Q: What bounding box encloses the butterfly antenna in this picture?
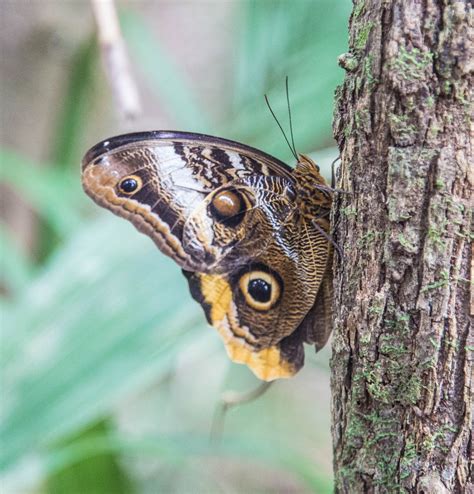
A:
[264,94,298,161]
[285,76,298,158]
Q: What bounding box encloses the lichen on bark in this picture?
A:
[330,1,472,492]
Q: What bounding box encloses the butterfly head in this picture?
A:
[293,155,332,220]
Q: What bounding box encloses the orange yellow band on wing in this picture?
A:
[198,273,296,381]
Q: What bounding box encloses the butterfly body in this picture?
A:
[82,131,333,381]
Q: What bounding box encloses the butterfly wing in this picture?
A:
[82,131,293,272]
[82,132,332,381]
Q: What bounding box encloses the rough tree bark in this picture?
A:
[330,1,472,492]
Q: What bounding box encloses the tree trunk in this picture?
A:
[330,1,472,492]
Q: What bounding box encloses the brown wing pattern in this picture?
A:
[82,132,292,271]
[82,131,332,381]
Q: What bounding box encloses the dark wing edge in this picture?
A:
[82,130,293,179]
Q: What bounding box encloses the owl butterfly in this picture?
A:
[82,131,333,381]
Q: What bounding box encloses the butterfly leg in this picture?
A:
[210,381,273,442]
[311,219,344,261]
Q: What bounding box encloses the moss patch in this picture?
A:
[391,46,433,81]
[340,205,357,218]
[389,113,418,146]
[363,54,378,86]
[421,269,450,292]
[353,0,365,19]
[354,22,374,51]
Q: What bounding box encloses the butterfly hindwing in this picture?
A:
[183,218,331,381]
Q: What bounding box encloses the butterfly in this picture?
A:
[82,131,333,381]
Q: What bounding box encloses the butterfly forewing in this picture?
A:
[82,132,292,269]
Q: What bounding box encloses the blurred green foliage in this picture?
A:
[1,1,350,492]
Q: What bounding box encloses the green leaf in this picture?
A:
[44,432,332,494]
[0,222,34,296]
[1,216,206,477]
[45,421,134,494]
[51,38,99,168]
[0,149,85,236]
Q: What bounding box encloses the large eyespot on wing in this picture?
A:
[209,188,247,227]
[238,270,282,311]
[117,175,143,195]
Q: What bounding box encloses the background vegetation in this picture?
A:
[1,1,351,492]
